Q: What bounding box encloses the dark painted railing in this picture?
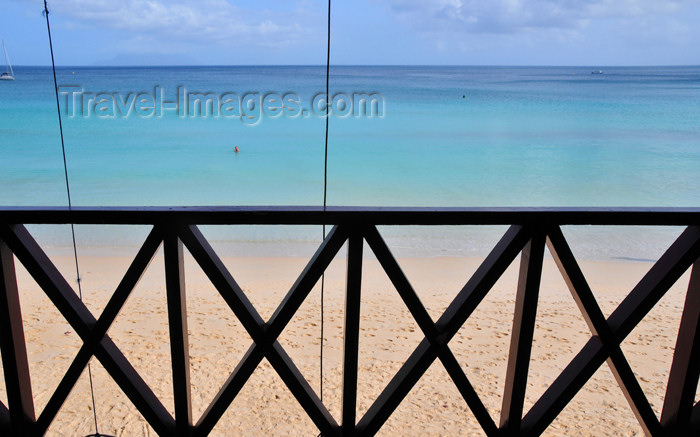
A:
[1,207,699,436]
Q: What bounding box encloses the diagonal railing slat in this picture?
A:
[176,225,269,435]
[363,225,438,338]
[438,347,501,437]
[357,225,531,436]
[35,347,92,435]
[265,225,348,341]
[256,223,347,435]
[546,226,662,436]
[266,342,339,436]
[0,224,95,339]
[522,225,700,436]
[92,226,163,343]
[35,227,162,434]
[180,223,344,435]
[607,226,700,339]
[435,225,531,343]
[193,344,263,436]
[356,338,435,436]
[94,336,176,435]
[0,224,175,435]
[363,224,500,436]
[178,224,266,340]
[2,207,700,436]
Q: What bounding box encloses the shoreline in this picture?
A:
[23,221,687,264]
[5,252,691,436]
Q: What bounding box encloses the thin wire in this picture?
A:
[319,0,332,408]
[43,2,101,435]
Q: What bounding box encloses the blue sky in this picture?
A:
[2,0,700,66]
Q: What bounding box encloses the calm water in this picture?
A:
[1,65,699,257]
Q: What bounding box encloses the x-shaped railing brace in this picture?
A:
[0,224,175,435]
[522,226,700,437]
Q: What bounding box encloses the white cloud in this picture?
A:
[380,0,700,34]
[46,0,321,50]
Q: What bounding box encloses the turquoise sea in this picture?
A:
[1,65,699,258]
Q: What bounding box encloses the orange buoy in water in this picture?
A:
[234,146,239,153]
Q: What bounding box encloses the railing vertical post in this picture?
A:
[660,260,700,435]
[164,229,192,435]
[342,232,363,436]
[501,229,545,435]
[0,238,36,435]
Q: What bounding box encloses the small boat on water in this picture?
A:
[1,39,15,81]
[591,70,603,75]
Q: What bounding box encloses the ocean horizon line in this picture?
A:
[7,63,700,69]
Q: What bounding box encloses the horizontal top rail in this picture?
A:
[1,206,700,226]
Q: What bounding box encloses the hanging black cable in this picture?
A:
[43,2,108,437]
[319,0,332,408]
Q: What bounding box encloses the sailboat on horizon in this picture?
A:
[1,39,15,81]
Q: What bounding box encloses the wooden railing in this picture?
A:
[1,207,699,436]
